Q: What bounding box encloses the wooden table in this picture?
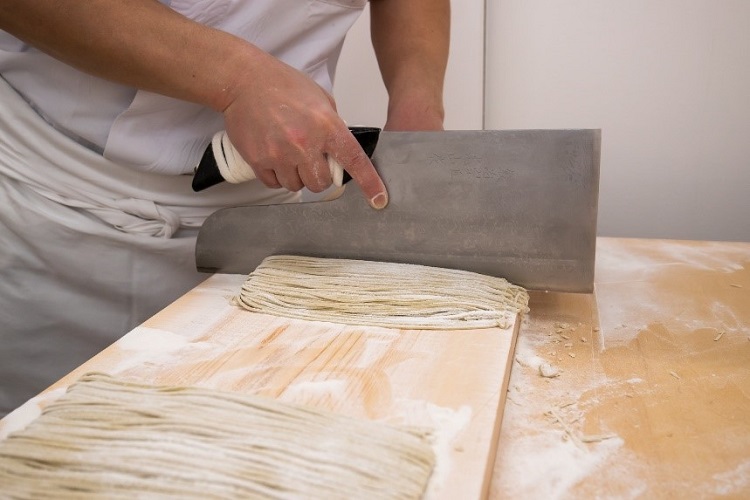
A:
[0,268,522,499]
[490,237,750,498]
[2,237,748,498]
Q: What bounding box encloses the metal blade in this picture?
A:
[196,129,600,292]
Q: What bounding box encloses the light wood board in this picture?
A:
[0,273,521,499]
[490,237,750,498]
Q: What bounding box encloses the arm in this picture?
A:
[0,1,388,207]
[369,0,450,131]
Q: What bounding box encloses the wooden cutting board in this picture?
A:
[0,273,521,499]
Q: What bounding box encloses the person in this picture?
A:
[0,0,449,416]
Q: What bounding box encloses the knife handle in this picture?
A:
[192,127,381,192]
[209,131,343,186]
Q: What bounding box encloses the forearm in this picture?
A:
[0,0,261,113]
[0,1,389,205]
[369,0,450,129]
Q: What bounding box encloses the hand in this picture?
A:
[221,52,388,209]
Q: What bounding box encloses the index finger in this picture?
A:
[326,127,388,210]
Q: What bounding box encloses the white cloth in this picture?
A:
[0,0,366,416]
[0,77,298,238]
[0,0,367,173]
[0,74,298,416]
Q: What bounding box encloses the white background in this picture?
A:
[335,1,750,242]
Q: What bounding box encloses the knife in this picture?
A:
[194,129,601,292]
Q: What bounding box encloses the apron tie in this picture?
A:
[93,198,182,238]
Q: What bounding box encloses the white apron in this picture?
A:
[0,0,366,416]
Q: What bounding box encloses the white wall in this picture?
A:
[334,2,750,242]
[334,3,484,130]
[486,1,750,242]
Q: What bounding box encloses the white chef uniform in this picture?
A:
[0,0,367,416]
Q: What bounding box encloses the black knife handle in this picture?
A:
[191,143,224,192]
[191,126,381,192]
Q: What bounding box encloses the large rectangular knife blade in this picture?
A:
[195,129,600,292]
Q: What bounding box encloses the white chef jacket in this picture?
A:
[0,0,366,173]
[0,0,367,416]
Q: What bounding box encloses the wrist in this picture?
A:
[386,88,445,131]
[203,37,266,114]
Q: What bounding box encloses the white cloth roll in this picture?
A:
[214,130,345,187]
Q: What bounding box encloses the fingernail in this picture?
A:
[370,193,388,210]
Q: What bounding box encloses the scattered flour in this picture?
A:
[117,327,189,352]
[494,334,641,498]
[109,327,211,373]
[711,459,750,496]
[497,432,635,498]
[385,399,472,499]
[0,388,66,440]
[280,379,349,404]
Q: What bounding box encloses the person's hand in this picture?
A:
[221,52,388,209]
